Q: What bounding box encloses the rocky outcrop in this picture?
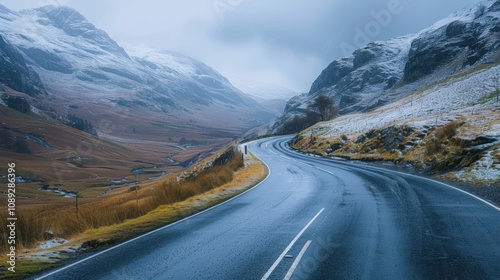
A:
[20,47,73,74]
[2,95,31,113]
[271,38,411,133]
[403,10,500,82]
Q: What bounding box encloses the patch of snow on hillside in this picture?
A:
[39,238,68,249]
[454,150,500,182]
[125,45,197,76]
[308,64,500,138]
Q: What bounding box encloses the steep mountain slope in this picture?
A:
[0,4,272,135]
[0,3,274,189]
[125,46,262,110]
[292,62,499,188]
[0,33,46,96]
[273,0,500,133]
[0,9,46,97]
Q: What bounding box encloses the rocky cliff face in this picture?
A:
[0,34,46,96]
[403,2,500,82]
[272,0,500,133]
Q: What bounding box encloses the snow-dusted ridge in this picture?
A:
[305,64,499,138]
[273,0,500,133]
[125,46,205,77]
[286,0,500,186]
[297,62,499,185]
[0,4,272,129]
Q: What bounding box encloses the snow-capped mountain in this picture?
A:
[0,4,272,134]
[272,0,500,133]
[292,61,500,186]
[124,46,261,108]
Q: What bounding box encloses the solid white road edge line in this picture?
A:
[332,159,500,212]
[261,208,325,280]
[397,171,500,212]
[282,141,500,213]
[36,145,272,280]
[283,240,312,280]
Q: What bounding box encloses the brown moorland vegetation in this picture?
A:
[0,147,270,279]
[0,146,244,252]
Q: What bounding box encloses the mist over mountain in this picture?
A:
[228,76,298,115]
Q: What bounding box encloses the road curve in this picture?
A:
[34,136,500,280]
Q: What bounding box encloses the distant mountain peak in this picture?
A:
[35,5,87,25]
[125,45,229,81]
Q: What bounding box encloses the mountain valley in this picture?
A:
[0,4,275,192]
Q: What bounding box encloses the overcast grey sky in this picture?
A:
[1,0,485,92]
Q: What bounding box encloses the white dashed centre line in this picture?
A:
[261,208,324,280]
[283,240,312,280]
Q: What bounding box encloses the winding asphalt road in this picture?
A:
[35,136,500,280]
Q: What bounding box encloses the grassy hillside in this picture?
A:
[0,142,268,278]
[0,85,239,192]
[291,64,499,202]
[0,86,262,277]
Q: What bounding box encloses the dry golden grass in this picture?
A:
[293,119,466,164]
[76,153,266,242]
[0,152,267,279]
[425,120,463,156]
[293,113,499,181]
[0,149,245,254]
